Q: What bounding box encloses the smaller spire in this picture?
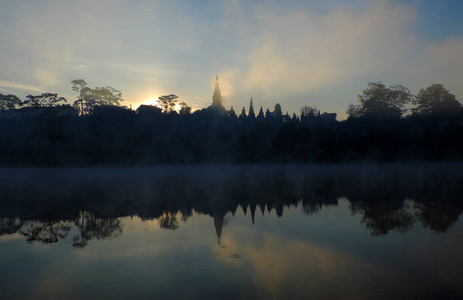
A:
[257,105,264,120]
[239,106,247,120]
[250,203,257,225]
[248,97,255,119]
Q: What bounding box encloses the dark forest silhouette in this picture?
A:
[1,78,463,166]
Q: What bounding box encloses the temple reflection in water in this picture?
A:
[1,164,462,247]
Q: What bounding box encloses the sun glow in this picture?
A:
[135,96,184,113]
[144,97,161,107]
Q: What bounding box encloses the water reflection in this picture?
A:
[0,164,461,246]
[20,220,72,244]
[0,164,462,299]
[73,211,123,248]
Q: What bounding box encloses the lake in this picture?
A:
[0,164,462,299]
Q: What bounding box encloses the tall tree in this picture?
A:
[71,79,89,115]
[412,84,462,116]
[347,82,412,119]
[157,94,178,114]
[72,80,123,115]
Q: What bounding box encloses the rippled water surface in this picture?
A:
[1,164,462,299]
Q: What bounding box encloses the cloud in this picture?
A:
[0,80,43,93]
[2,0,463,116]
[215,231,416,299]
[238,1,416,99]
[212,0,461,116]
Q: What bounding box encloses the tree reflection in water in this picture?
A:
[72,211,123,248]
[157,212,180,230]
[20,220,72,244]
[0,164,462,246]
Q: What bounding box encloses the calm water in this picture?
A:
[0,164,462,299]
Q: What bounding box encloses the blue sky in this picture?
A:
[1,0,463,119]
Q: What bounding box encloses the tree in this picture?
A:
[157,94,178,114]
[71,80,123,115]
[291,113,298,121]
[283,112,290,122]
[71,79,89,115]
[347,82,412,119]
[0,93,21,111]
[158,212,179,230]
[300,105,319,119]
[73,212,123,248]
[179,101,191,115]
[412,84,462,116]
[346,103,363,119]
[23,93,67,107]
[89,86,123,107]
[20,220,71,244]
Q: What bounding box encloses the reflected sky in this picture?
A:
[1,197,462,299]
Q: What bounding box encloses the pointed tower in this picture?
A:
[212,75,223,107]
[248,97,256,120]
[214,217,224,246]
[250,202,257,225]
[229,105,237,119]
[239,107,247,121]
[257,106,264,121]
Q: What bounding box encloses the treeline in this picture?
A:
[0,81,462,166]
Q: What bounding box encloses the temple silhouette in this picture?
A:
[214,216,223,246]
[210,75,226,114]
[212,76,223,107]
[2,75,463,166]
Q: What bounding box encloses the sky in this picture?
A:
[1,0,463,119]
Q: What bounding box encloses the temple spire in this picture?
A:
[214,217,223,246]
[248,97,255,119]
[212,75,223,106]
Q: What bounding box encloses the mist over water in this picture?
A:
[0,164,462,299]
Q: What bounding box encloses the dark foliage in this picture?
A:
[1,100,463,165]
[1,81,463,166]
